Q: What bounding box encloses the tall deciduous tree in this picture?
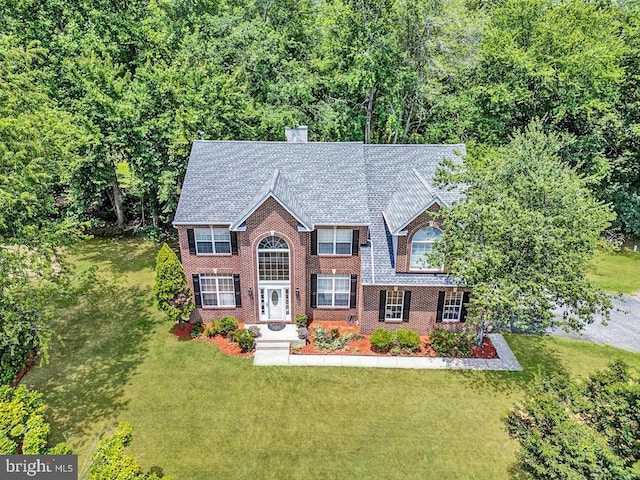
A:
[0,36,85,384]
[436,122,614,341]
[471,0,626,178]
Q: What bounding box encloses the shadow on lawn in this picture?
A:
[29,269,160,445]
[72,237,159,275]
[453,334,568,394]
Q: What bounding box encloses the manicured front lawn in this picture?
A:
[23,238,640,479]
[589,248,640,294]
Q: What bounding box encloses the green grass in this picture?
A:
[589,249,640,294]
[23,238,640,479]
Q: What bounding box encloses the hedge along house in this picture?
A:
[172,127,470,335]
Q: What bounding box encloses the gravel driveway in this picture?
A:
[550,294,640,352]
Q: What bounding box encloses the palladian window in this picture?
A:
[410,226,443,271]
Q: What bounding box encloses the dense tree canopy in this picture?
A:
[0,0,635,233]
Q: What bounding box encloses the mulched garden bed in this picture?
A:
[295,321,497,359]
[174,321,497,360]
[172,323,253,357]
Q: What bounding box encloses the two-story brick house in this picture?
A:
[173,127,469,335]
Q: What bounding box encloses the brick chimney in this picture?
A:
[285,126,308,142]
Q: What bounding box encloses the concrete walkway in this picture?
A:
[550,294,640,353]
[254,333,522,371]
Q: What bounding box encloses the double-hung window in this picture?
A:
[317,274,350,307]
[442,291,464,321]
[195,228,231,254]
[385,290,405,321]
[318,228,352,255]
[199,275,235,307]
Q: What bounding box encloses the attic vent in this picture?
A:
[285,126,308,142]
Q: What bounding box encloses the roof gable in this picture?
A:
[230,169,312,231]
[382,168,448,235]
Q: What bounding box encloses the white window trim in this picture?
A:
[199,274,236,308]
[317,228,352,256]
[442,291,463,322]
[409,227,444,271]
[194,227,232,255]
[316,274,351,308]
[384,290,405,322]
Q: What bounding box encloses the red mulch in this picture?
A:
[172,323,253,357]
[172,321,497,359]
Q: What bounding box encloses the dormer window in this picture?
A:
[410,226,443,271]
[318,228,352,255]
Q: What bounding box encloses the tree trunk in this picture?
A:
[365,86,376,144]
[476,320,485,347]
[111,176,125,227]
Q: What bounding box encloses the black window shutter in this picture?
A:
[187,229,196,255]
[352,230,359,256]
[310,230,318,256]
[402,291,412,322]
[192,274,202,307]
[436,291,445,323]
[233,274,242,307]
[460,292,470,322]
[378,290,386,321]
[310,274,317,308]
[350,274,357,308]
[231,231,238,255]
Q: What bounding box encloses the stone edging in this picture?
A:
[254,334,522,371]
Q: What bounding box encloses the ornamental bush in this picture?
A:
[369,328,394,352]
[233,329,256,353]
[218,316,238,336]
[429,328,472,357]
[154,243,194,324]
[295,314,308,328]
[395,328,421,352]
[204,321,221,338]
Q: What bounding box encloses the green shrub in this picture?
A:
[313,326,354,351]
[429,328,472,357]
[295,314,308,328]
[218,316,238,336]
[204,321,221,338]
[370,328,394,353]
[233,329,256,353]
[154,243,194,324]
[396,328,421,352]
[190,321,203,338]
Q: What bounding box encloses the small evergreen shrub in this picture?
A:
[295,314,308,328]
[204,321,221,338]
[395,328,421,352]
[370,328,394,352]
[218,316,238,336]
[190,321,203,338]
[233,329,256,353]
[429,328,472,357]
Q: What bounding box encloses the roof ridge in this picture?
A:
[411,168,435,197]
[269,168,280,192]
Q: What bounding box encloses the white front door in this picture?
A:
[267,288,284,320]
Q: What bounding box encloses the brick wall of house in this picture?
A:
[177,198,367,325]
[396,203,443,274]
[360,285,467,335]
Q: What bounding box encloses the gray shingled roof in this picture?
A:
[173,141,370,226]
[173,140,465,286]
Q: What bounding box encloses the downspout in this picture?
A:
[367,238,375,284]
